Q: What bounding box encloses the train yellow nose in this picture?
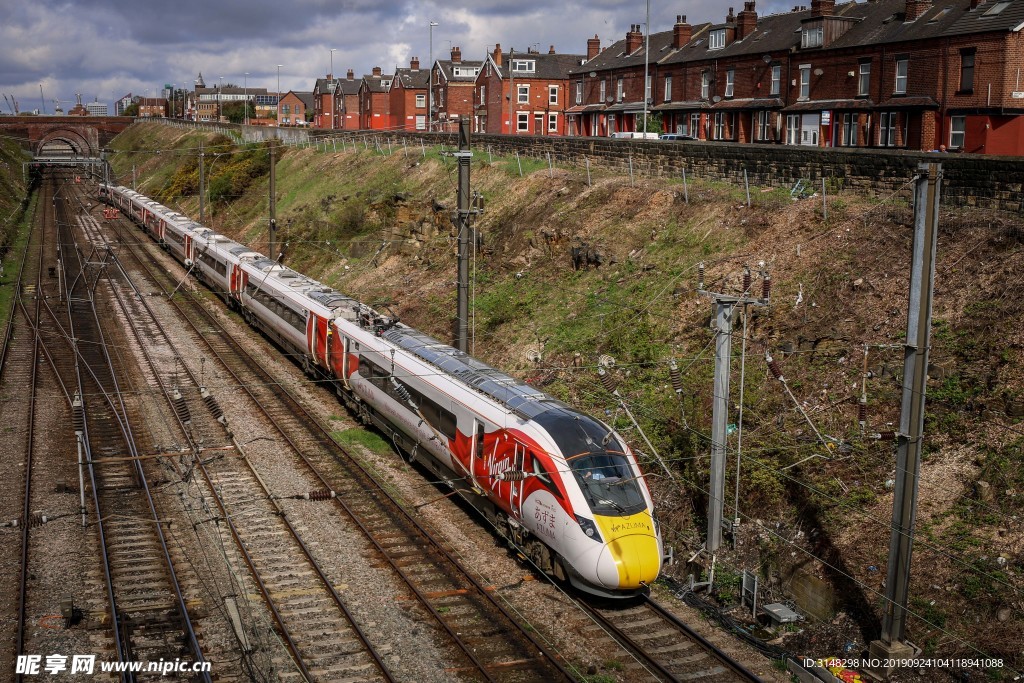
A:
[594,515,661,589]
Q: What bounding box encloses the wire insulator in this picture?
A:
[765,353,785,382]
[877,431,896,441]
[390,378,414,406]
[742,266,751,295]
[28,513,49,528]
[698,262,705,290]
[598,367,619,394]
[200,387,227,426]
[669,359,683,395]
[72,392,84,437]
[762,273,772,302]
[303,489,336,501]
[495,470,527,482]
[857,400,867,425]
[171,387,191,425]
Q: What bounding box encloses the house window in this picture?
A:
[416,93,426,108]
[616,78,624,101]
[949,115,966,149]
[725,69,735,97]
[599,80,606,103]
[786,114,800,145]
[840,113,856,146]
[756,110,771,141]
[549,85,558,105]
[799,65,811,100]
[701,71,711,99]
[575,81,582,105]
[713,112,734,140]
[548,113,558,132]
[645,75,652,102]
[479,85,485,103]
[608,114,617,134]
[282,104,291,114]
[858,62,871,96]
[512,59,536,73]
[878,111,900,146]
[709,29,726,49]
[517,112,529,132]
[959,50,975,92]
[664,75,672,101]
[770,65,781,95]
[517,85,529,104]
[802,25,823,48]
[894,58,908,94]
[415,115,426,130]
[690,112,701,138]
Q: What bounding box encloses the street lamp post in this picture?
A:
[219,76,224,122]
[642,0,651,134]
[428,21,438,132]
[244,73,249,125]
[330,48,337,129]
[277,65,283,126]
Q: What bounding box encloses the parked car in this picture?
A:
[610,131,660,140]
[659,133,698,141]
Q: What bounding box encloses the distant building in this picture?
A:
[115,93,134,116]
[279,91,314,126]
[137,97,167,118]
[358,66,393,130]
[432,47,482,132]
[390,58,430,131]
[86,101,108,116]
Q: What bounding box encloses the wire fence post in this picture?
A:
[586,157,592,187]
[421,138,426,157]
[744,168,751,208]
[547,151,553,178]
[682,167,689,203]
[515,150,523,177]
[403,139,408,158]
[332,139,337,153]
[387,137,393,155]
[487,145,493,164]
[364,138,369,151]
[628,155,634,187]
[822,177,828,221]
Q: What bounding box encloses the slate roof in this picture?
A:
[436,59,484,82]
[393,68,430,90]
[489,51,588,80]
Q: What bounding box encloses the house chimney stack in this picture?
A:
[587,34,601,60]
[970,0,981,8]
[673,15,693,48]
[347,69,354,80]
[549,45,556,54]
[493,43,502,67]
[904,0,931,19]
[727,6,736,22]
[626,24,643,53]
[410,57,420,70]
[811,0,835,15]
[737,2,758,39]
[372,66,382,77]
[451,46,462,63]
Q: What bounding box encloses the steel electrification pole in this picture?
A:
[868,162,942,677]
[428,21,438,132]
[269,142,277,259]
[198,140,205,223]
[455,119,472,351]
[698,267,769,556]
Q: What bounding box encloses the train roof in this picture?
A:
[249,258,358,313]
[382,325,574,421]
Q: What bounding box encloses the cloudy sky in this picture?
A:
[0,0,793,113]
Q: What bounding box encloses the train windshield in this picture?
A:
[570,449,647,516]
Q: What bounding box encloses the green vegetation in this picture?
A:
[332,429,391,455]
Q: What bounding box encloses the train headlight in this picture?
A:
[575,515,602,543]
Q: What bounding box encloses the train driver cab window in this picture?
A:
[475,423,485,459]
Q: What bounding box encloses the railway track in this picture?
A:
[107,192,576,682]
[43,177,209,680]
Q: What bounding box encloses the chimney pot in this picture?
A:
[673,15,693,48]
[493,43,502,67]
[372,65,382,77]
[451,46,462,63]
[347,69,354,80]
[549,44,556,54]
[587,34,601,60]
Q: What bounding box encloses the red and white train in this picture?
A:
[100,183,663,598]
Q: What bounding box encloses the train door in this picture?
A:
[184,235,194,263]
[156,219,166,243]
[306,313,329,371]
[511,441,527,517]
[229,264,247,303]
[471,421,486,490]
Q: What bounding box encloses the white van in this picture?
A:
[610,131,660,140]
